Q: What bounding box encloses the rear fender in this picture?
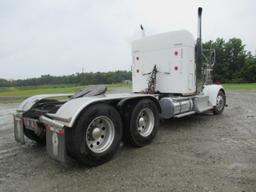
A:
[202,84,225,106]
[18,94,72,112]
[48,94,158,128]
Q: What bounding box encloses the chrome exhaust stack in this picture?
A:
[196,7,203,93]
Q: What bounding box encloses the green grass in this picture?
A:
[223,83,256,90]
[0,83,131,97]
[0,83,131,103]
[0,83,255,104]
[0,85,81,97]
[0,99,24,104]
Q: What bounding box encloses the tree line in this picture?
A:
[0,37,255,87]
[0,71,132,87]
[204,38,256,83]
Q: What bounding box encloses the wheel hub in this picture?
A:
[85,116,115,153]
[138,117,146,128]
[137,108,155,137]
[92,127,102,140]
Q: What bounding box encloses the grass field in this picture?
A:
[223,83,256,90]
[0,83,131,103]
[0,83,131,97]
[0,83,255,104]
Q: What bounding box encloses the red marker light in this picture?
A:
[58,129,65,135]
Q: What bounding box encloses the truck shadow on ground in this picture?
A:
[65,112,226,169]
[15,112,225,170]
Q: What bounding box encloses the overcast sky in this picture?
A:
[0,0,255,79]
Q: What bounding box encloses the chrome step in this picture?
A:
[174,111,196,118]
[197,106,213,113]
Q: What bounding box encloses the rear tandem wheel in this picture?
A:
[66,103,123,166]
[123,99,159,147]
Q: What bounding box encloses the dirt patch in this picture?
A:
[0,91,256,192]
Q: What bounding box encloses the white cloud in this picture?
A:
[0,0,255,79]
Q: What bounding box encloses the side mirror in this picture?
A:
[210,49,216,66]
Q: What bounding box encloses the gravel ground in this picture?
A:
[0,90,256,192]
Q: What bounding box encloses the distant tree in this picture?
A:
[224,38,247,81]
[204,38,227,82]
[203,38,249,83]
[240,53,256,82]
[0,79,11,87]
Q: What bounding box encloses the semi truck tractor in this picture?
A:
[13,7,226,166]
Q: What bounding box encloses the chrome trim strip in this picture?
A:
[46,114,72,123]
[39,116,64,130]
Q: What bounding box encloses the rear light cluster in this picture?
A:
[58,129,65,135]
[46,125,65,135]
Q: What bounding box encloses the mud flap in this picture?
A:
[46,127,69,163]
[13,114,25,144]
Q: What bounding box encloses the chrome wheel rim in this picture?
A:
[216,94,224,111]
[86,116,115,153]
[136,108,155,137]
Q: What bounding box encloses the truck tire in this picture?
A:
[213,90,225,115]
[66,104,122,166]
[24,127,46,144]
[124,99,159,147]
